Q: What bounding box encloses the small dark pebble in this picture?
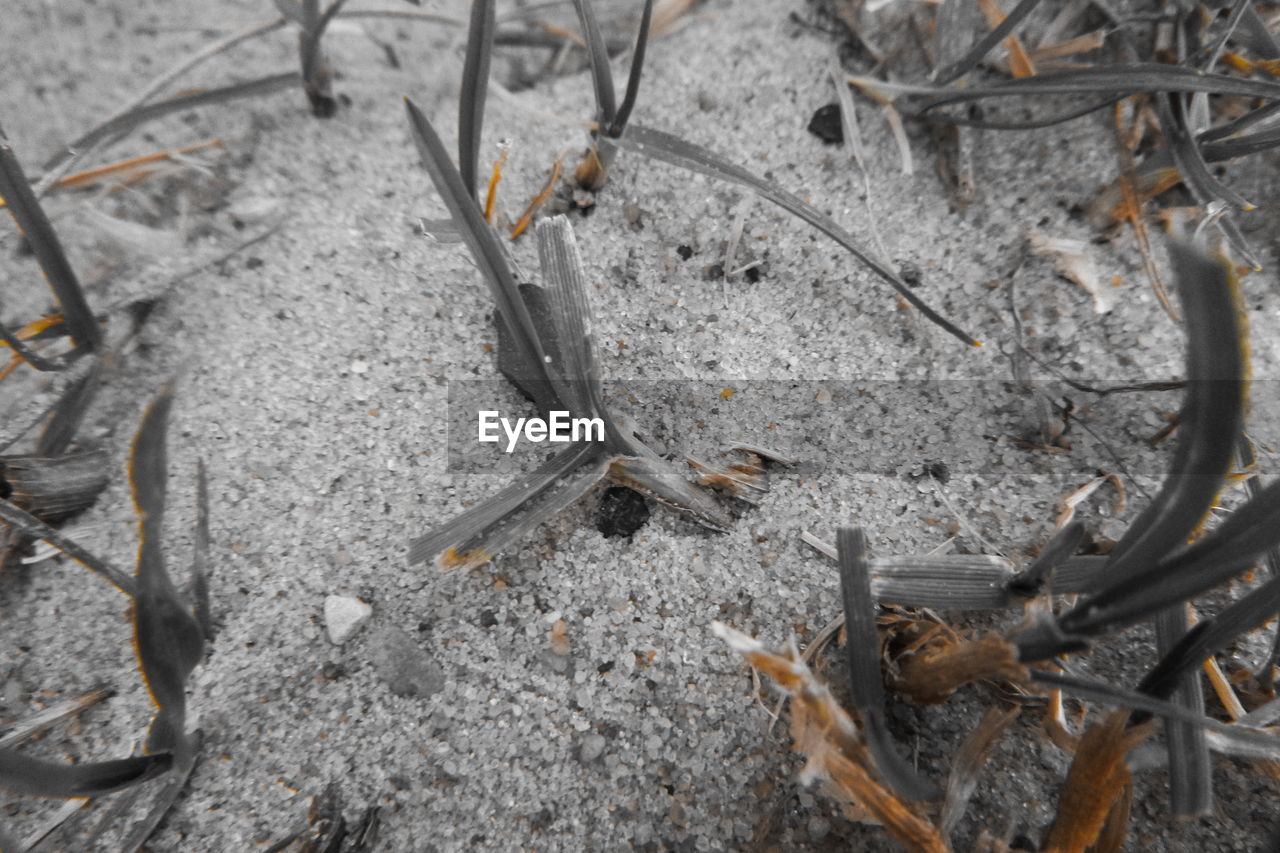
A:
[596,486,650,538]
[320,661,345,681]
[676,244,694,260]
[807,103,843,145]
[597,660,615,674]
[898,260,923,287]
[479,610,498,628]
[924,460,950,483]
[744,265,762,283]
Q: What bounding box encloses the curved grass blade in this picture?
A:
[617,123,980,346]
[407,441,609,568]
[931,0,1043,85]
[917,64,1280,114]
[129,388,204,748]
[0,129,100,353]
[405,98,550,392]
[1086,243,1244,589]
[1154,604,1211,817]
[44,73,298,175]
[836,528,940,801]
[0,748,171,798]
[459,0,497,199]
[0,498,136,594]
[609,0,654,137]
[571,0,618,129]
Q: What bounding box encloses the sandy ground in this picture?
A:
[3,0,1280,850]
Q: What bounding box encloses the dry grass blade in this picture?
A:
[711,623,949,853]
[0,317,71,372]
[932,0,1042,85]
[0,128,101,354]
[0,688,112,750]
[459,0,497,198]
[0,498,136,595]
[1042,710,1148,853]
[0,748,172,798]
[836,527,940,801]
[129,387,204,753]
[117,731,200,853]
[940,704,1019,837]
[895,632,1026,704]
[618,123,980,346]
[509,155,564,240]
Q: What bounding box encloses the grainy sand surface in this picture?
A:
[3,1,1280,850]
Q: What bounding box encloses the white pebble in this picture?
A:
[324,595,372,645]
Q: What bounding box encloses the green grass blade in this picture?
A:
[618,123,980,346]
[571,0,618,129]
[0,130,101,353]
[609,0,654,137]
[837,528,940,801]
[931,0,1043,85]
[459,0,497,199]
[0,748,172,798]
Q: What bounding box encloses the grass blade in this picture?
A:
[459,0,497,199]
[118,731,199,853]
[1141,576,1280,701]
[609,0,655,137]
[37,361,101,456]
[44,73,298,175]
[405,98,551,396]
[0,748,171,798]
[129,388,204,750]
[836,528,940,801]
[191,460,213,642]
[932,0,1043,85]
[1088,244,1244,588]
[1154,605,1211,816]
[0,129,101,353]
[618,123,980,346]
[0,498,136,594]
[571,0,618,129]
[918,64,1280,113]
[940,705,1019,837]
[407,442,609,568]
[1006,519,1085,596]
